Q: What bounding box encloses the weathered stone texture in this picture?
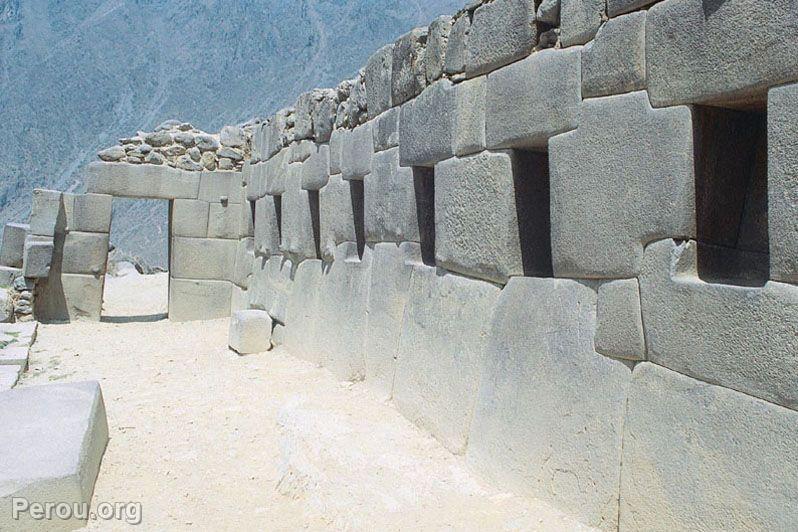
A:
[453,76,486,156]
[229,310,272,355]
[365,148,420,244]
[391,27,428,106]
[319,173,359,262]
[63,193,113,234]
[23,235,54,278]
[279,165,318,263]
[341,122,373,181]
[468,277,631,531]
[560,0,605,47]
[207,203,242,240]
[365,44,394,119]
[466,0,537,77]
[371,107,400,153]
[254,196,281,257]
[0,223,29,268]
[249,255,293,324]
[61,232,110,275]
[301,144,330,191]
[581,11,646,98]
[30,189,63,237]
[35,273,105,322]
[282,259,325,366]
[169,278,231,322]
[607,0,657,17]
[399,80,455,167]
[85,162,200,200]
[172,199,209,238]
[425,16,452,83]
[171,237,236,281]
[232,237,255,289]
[594,278,645,360]
[443,13,470,76]
[769,83,798,284]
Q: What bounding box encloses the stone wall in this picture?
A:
[5,0,798,529]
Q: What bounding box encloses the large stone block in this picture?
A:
[232,237,255,289]
[594,278,645,360]
[647,0,798,107]
[0,381,108,531]
[485,47,581,150]
[23,235,54,279]
[435,151,552,284]
[61,231,110,275]
[371,107,399,153]
[29,189,63,237]
[467,277,631,530]
[466,0,537,77]
[279,164,318,263]
[249,255,293,324]
[228,309,272,355]
[364,242,420,398]
[169,278,231,322]
[392,264,501,454]
[581,11,646,98]
[35,273,105,322]
[282,259,325,365]
[170,237,236,281]
[365,44,394,119]
[319,173,359,262]
[198,171,241,203]
[293,91,314,141]
[607,0,657,17]
[341,122,373,181]
[264,148,289,196]
[63,193,113,234]
[620,362,798,531]
[453,76,486,156]
[769,83,798,284]
[398,80,455,167]
[365,148,421,244]
[329,129,345,175]
[391,27,428,106]
[253,195,281,257]
[207,203,242,240]
[312,89,337,143]
[443,12,470,76]
[640,239,798,411]
[560,0,606,47]
[425,15,452,83]
[172,199,209,238]
[549,91,696,278]
[85,162,200,200]
[0,267,21,288]
[0,223,29,268]
[300,143,330,191]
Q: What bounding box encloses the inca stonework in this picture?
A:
[1,0,797,529]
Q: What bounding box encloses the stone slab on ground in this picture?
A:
[85,162,200,200]
[467,277,631,531]
[0,365,20,391]
[169,278,232,322]
[0,345,29,368]
[620,362,798,531]
[229,310,272,355]
[0,321,38,347]
[0,381,109,531]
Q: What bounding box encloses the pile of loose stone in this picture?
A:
[97,119,251,172]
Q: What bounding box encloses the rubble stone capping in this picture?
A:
[11,0,798,529]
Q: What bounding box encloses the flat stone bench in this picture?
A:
[0,381,109,530]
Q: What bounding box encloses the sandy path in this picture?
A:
[19,272,589,531]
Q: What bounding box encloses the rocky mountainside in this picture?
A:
[0,0,462,267]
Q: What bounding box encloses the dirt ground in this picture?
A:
[19,271,590,531]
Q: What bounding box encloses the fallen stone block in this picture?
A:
[453,76,486,157]
[85,162,200,200]
[443,12,470,76]
[365,148,422,244]
[425,15,452,83]
[198,171,241,203]
[282,259,325,365]
[63,193,113,234]
[594,278,645,360]
[0,223,29,268]
[549,91,696,278]
[371,107,400,153]
[466,0,537,77]
[341,122,373,181]
[485,47,581,150]
[467,277,631,530]
[641,239,798,411]
[769,83,798,284]
[169,278,232,322]
[61,231,110,276]
[172,199,210,238]
[435,150,552,284]
[35,273,105,322]
[0,381,109,531]
[365,44,394,119]
[170,237,236,281]
[0,345,28,368]
[364,242,420,398]
[581,10,646,98]
[254,196,281,257]
[391,27,428,106]
[0,365,20,391]
[279,165,319,263]
[249,255,293,324]
[647,0,798,107]
[301,143,330,191]
[393,263,501,454]
[22,235,55,279]
[560,0,605,47]
[29,189,63,237]
[232,237,255,289]
[620,362,798,531]
[207,203,242,240]
[229,309,272,355]
[399,80,455,167]
[319,173,359,262]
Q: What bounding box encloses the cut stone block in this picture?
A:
[63,193,113,233]
[425,15,452,83]
[85,162,200,200]
[22,235,54,279]
[485,47,581,150]
[170,237,236,281]
[435,151,552,284]
[391,27,428,106]
[0,381,109,531]
[372,107,400,153]
[253,195,281,257]
[769,83,798,284]
[365,148,421,244]
[312,89,337,143]
[229,309,272,355]
[0,267,20,288]
[537,0,561,24]
[467,277,631,530]
[0,345,28,368]
[271,323,285,348]
[35,273,105,322]
[329,129,345,175]
[466,0,537,77]
[0,365,20,391]
[280,165,318,264]
[249,255,293,324]
[319,173,359,262]
[365,44,394,119]
[620,362,798,531]
[594,278,646,360]
[0,223,29,268]
[61,231,110,275]
[641,239,798,411]
[172,199,210,238]
[364,242,420,398]
[289,140,314,164]
[0,321,38,347]
[607,0,656,17]
[29,189,63,237]
[581,11,646,98]
[264,148,289,196]
[560,0,605,47]
[232,237,255,289]
[549,91,696,278]
[230,285,249,314]
[454,76,486,156]
[169,278,232,322]
[198,171,241,203]
[207,203,242,240]
[399,80,455,167]
[293,91,314,141]
[341,122,373,181]
[282,259,325,365]
[443,13,470,76]
[393,263,501,454]
[647,0,798,107]
[300,143,330,191]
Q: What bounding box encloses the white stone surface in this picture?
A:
[229,309,272,355]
